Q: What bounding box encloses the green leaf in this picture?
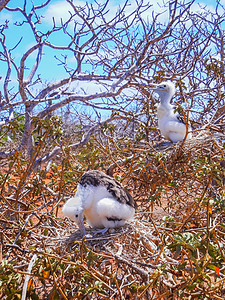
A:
[176,244,182,256]
[31,292,40,300]
[208,264,220,275]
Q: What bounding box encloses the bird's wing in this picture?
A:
[80,170,102,186]
[80,170,136,208]
[96,197,135,220]
[173,107,192,128]
[107,183,137,208]
[166,120,187,134]
[176,113,186,125]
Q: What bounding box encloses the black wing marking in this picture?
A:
[173,106,192,127]
[80,170,136,208]
[176,114,186,124]
[107,217,122,221]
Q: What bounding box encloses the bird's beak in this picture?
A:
[77,212,86,237]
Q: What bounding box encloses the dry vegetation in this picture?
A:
[0,121,225,299]
[0,0,225,299]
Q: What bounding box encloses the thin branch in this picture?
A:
[21,254,37,300]
[32,116,116,169]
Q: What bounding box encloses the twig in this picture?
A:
[178,175,212,232]
[21,254,37,300]
[5,215,31,259]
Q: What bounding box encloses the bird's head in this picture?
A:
[150,81,176,104]
[73,207,86,236]
[73,206,83,222]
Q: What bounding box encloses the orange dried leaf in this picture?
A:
[208,264,220,275]
[215,266,220,275]
[42,270,50,278]
[27,279,33,292]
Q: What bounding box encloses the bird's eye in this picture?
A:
[164,85,166,87]
[75,214,78,218]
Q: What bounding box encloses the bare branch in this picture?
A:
[0,0,10,12]
[0,36,11,103]
[32,116,116,169]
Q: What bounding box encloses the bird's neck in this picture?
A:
[157,101,174,116]
[158,91,172,104]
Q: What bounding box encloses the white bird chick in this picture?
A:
[62,170,136,236]
[151,81,192,143]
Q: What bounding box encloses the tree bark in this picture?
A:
[0,0,10,11]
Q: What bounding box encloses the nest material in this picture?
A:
[1,212,180,298]
[129,130,224,193]
[1,130,225,299]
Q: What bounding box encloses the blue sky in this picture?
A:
[0,0,224,95]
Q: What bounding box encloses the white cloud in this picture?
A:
[104,0,169,25]
[191,1,215,14]
[44,0,85,25]
[0,12,13,23]
[43,0,169,27]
